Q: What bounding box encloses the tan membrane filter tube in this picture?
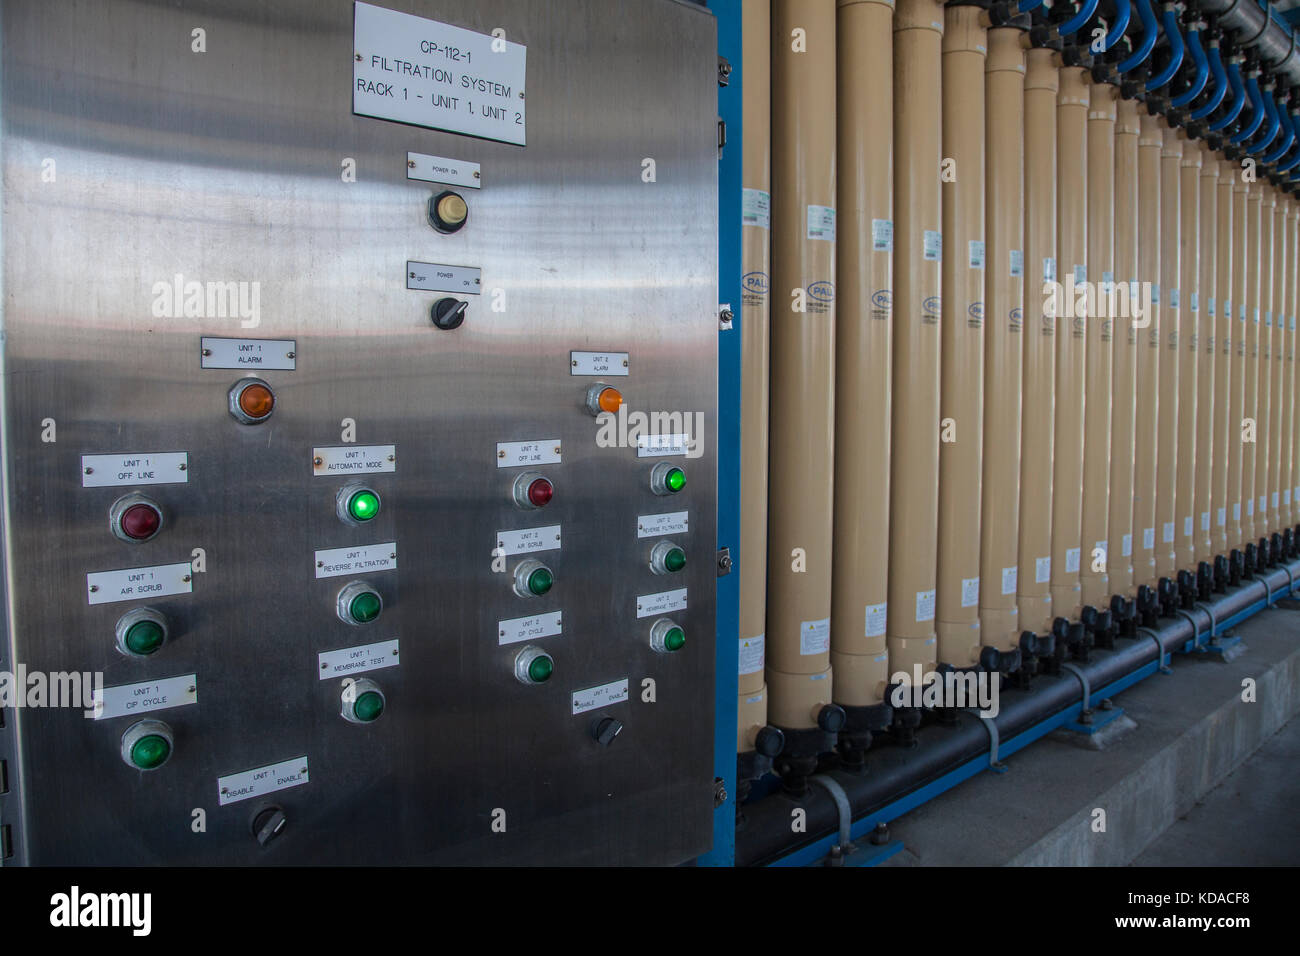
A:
[1134,109,1162,589]
[937,4,986,669]
[1213,161,1234,557]
[980,26,1025,654]
[738,0,771,755]
[1156,126,1181,581]
[1256,189,1274,542]
[1018,47,1058,634]
[1230,178,1249,549]
[1281,201,1295,530]
[1196,152,1216,565]
[1081,82,1115,610]
[1243,184,1261,545]
[1269,196,1287,533]
[1176,142,1200,573]
[888,0,943,697]
[1109,98,1140,598]
[1289,203,1299,527]
[765,0,836,734]
[1051,63,1088,620]
[831,0,893,732]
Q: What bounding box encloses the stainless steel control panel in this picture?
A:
[0,0,718,865]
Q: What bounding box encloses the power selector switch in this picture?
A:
[513,645,555,684]
[591,716,623,747]
[115,607,170,657]
[431,297,467,330]
[337,581,383,625]
[513,559,554,598]
[341,678,386,724]
[650,461,686,496]
[120,719,174,771]
[649,540,686,575]
[109,493,164,542]
[429,191,468,233]
[251,806,287,848]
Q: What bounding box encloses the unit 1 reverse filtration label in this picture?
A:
[315,543,397,578]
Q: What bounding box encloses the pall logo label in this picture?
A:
[968,302,984,321]
[872,289,893,310]
[743,271,770,295]
[807,281,835,303]
[1010,307,1023,323]
[923,295,941,317]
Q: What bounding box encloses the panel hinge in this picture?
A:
[717,56,732,87]
[718,303,733,331]
[718,118,726,156]
[717,547,733,577]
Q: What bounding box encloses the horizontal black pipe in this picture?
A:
[735,555,1300,867]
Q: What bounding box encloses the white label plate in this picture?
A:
[637,511,689,538]
[961,576,980,608]
[406,261,481,294]
[636,433,690,458]
[1001,566,1017,596]
[572,678,629,715]
[81,452,188,488]
[353,2,527,145]
[497,525,561,556]
[637,587,687,619]
[497,439,561,468]
[312,444,396,476]
[318,640,399,679]
[743,189,771,229]
[1065,547,1081,573]
[915,588,936,622]
[806,205,836,241]
[1035,556,1051,584]
[87,562,192,606]
[498,610,562,646]
[800,618,830,655]
[865,602,887,638]
[201,337,296,370]
[315,543,396,578]
[218,757,309,807]
[739,635,764,675]
[570,351,629,376]
[91,674,197,721]
[406,151,481,188]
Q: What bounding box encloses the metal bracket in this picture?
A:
[719,303,733,331]
[716,547,732,577]
[1061,662,1092,712]
[1193,601,1218,640]
[717,55,732,87]
[718,118,727,156]
[1175,608,1203,649]
[1138,626,1173,674]
[1263,572,1273,607]
[966,708,1007,772]
[1282,562,1295,597]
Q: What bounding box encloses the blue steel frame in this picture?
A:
[698,0,742,867]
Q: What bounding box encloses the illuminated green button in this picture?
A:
[124,620,165,656]
[527,655,554,683]
[665,467,686,493]
[348,490,380,522]
[349,591,382,624]
[527,567,553,596]
[664,547,686,573]
[353,691,385,722]
[130,735,171,770]
[663,626,686,652]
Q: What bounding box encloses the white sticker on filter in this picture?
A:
[1208,297,1216,317]
[1065,548,1081,574]
[968,240,985,270]
[1001,566,1017,595]
[1035,556,1050,584]
[1191,292,1199,313]
[91,674,197,721]
[1163,522,1175,544]
[1043,257,1056,282]
[864,602,887,637]
[1183,516,1193,538]
[1010,250,1023,277]
[800,618,830,655]
[218,757,309,807]
[924,230,942,261]
[637,511,689,538]
[318,640,399,678]
[1218,507,1227,526]
[406,152,481,189]
[1201,512,1211,532]
[200,337,296,370]
[570,351,629,376]
[961,577,979,608]
[87,562,193,606]
[872,218,893,252]
[1144,527,1156,550]
[1286,492,1293,507]
[1170,288,1180,308]
[1074,265,1087,284]
[739,635,765,675]
[637,587,687,618]
[314,543,396,579]
[497,439,561,468]
[1259,495,1268,513]
[743,189,771,229]
[1247,499,1255,516]
[496,525,561,556]
[1272,492,1280,508]
[81,452,188,488]
[915,589,936,622]
[572,678,629,715]
[498,610,562,646]
[1122,533,1133,557]
[312,444,395,476]
[807,205,836,241]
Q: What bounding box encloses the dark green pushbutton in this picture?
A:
[527,567,553,596]
[130,735,171,769]
[664,547,686,573]
[353,690,385,722]
[124,620,165,655]
[349,590,382,623]
[347,490,380,522]
[527,655,554,683]
[665,467,686,493]
[663,626,686,652]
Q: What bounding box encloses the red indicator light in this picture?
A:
[120,503,162,540]
[527,477,554,508]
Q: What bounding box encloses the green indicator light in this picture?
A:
[664,547,686,572]
[349,591,382,623]
[353,691,385,722]
[348,490,380,522]
[130,735,171,769]
[666,468,686,493]
[528,655,554,683]
[664,627,686,652]
[528,567,554,596]
[124,621,165,655]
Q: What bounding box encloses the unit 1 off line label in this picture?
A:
[82,452,188,488]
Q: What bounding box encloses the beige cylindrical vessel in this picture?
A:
[738,0,771,755]
[831,0,893,720]
[936,4,986,668]
[887,0,943,685]
[1269,196,1288,532]
[1018,47,1057,635]
[1229,177,1248,550]
[980,27,1024,653]
[1195,152,1216,565]
[1081,82,1115,609]
[1051,63,1088,620]
[1155,127,1181,581]
[1108,97,1139,597]
[1289,203,1300,530]
[1176,142,1200,573]
[1134,109,1162,589]
[1243,184,1262,545]
[1255,189,1275,542]
[1212,161,1234,557]
[765,0,836,732]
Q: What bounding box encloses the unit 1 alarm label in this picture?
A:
[201,337,296,370]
